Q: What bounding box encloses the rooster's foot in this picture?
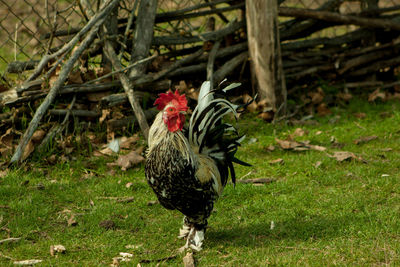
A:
[178,228,204,253]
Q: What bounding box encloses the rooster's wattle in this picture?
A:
[145,81,249,251]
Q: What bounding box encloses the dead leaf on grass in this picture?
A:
[119,135,139,149]
[50,244,66,256]
[183,252,195,267]
[99,109,110,124]
[0,169,9,178]
[308,87,324,104]
[329,151,359,162]
[317,103,332,116]
[337,92,353,101]
[258,111,274,122]
[368,89,386,102]
[353,135,378,145]
[275,138,326,152]
[99,220,116,230]
[114,151,145,171]
[13,259,43,265]
[314,161,322,168]
[289,128,307,139]
[265,145,275,152]
[67,214,78,227]
[353,112,366,119]
[269,158,284,165]
[243,94,257,112]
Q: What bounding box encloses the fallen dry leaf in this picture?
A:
[243,94,257,112]
[183,252,195,267]
[317,103,332,116]
[115,151,145,171]
[368,89,386,102]
[258,111,274,122]
[275,138,326,152]
[314,161,322,168]
[22,140,34,161]
[337,91,353,101]
[0,169,9,178]
[175,80,188,93]
[269,158,284,165]
[265,145,275,152]
[308,87,324,104]
[329,151,359,162]
[289,128,307,139]
[98,147,114,156]
[353,112,366,119]
[99,109,110,124]
[275,138,301,150]
[13,259,43,265]
[87,91,110,102]
[68,70,83,84]
[353,135,378,145]
[125,182,133,189]
[119,135,139,149]
[50,244,66,256]
[67,214,78,227]
[99,220,116,230]
[308,144,327,151]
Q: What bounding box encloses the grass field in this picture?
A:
[1,98,400,266]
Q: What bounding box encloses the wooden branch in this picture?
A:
[155,0,235,20]
[49,109,100,117]
[155,3,244,23]
[213,51,248,85]
[133,49,204,85]
[39,95,76,150]
[279,7,400,31]
[9,0,120,164]
[237,178,274,184]
[152,20,245,46]
[107,108,158,130]
[129,0,158,79]
[6,60,39,73]
[26,0,121,82]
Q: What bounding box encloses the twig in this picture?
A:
[39,95,76,150]
[119,0,139,60]
[10,0,120,164]
[27,0,120,82]
[85,54,157,84]
[152,20,245,45]
[0,237,21,244]
[213,51,248,85]
[104,41,150,140]
[279,7,400,31]
[237,178,275,184]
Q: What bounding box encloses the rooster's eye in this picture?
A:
[168,108,174,112]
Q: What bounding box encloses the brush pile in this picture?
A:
[1,0,400,163]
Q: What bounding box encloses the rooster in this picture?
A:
[145,81,249,251]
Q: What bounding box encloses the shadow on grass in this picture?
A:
[206,213,367,247]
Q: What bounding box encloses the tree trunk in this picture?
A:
[129,0,158,79]
[246,0,286,116]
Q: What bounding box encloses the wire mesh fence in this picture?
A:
[0,0,400,72]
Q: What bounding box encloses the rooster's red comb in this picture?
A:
[154,90,188,111]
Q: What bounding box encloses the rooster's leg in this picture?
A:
[189,228,204,251]
[178,226,195,253]
[178,216,191,239]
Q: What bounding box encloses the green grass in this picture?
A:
[1,99,400,266]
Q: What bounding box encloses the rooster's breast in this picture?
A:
[145,144,216,218]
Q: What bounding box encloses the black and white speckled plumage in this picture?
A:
[145,81,250,249]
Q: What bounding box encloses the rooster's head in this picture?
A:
[154,90,188,132]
